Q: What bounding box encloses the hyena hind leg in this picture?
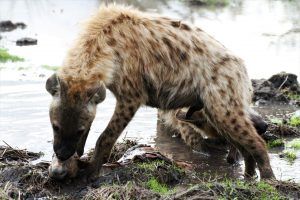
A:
[206,106,275,179]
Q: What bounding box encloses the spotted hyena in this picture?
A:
[158,107,268,164]
[46,5,275,180]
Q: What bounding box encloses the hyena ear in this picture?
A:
[46,73,59,96]
[87,83,106,104]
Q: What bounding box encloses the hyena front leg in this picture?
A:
[86,100,140,178]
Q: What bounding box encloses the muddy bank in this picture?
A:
[252,72,300,106]
[1,140,300,199]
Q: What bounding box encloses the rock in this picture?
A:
[16,37,37,46]
[268,72,298,90]
[0,21,26,32]
[252,79,276,102]
[251,72,300,104]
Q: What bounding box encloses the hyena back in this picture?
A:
[46,5,274,179]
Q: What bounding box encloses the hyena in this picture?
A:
[158,107,268,164]
[46,5,275,180]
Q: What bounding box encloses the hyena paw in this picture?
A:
[77,160,101,182]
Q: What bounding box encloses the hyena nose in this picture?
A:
[56,154,71,161]
[55,149,74,161]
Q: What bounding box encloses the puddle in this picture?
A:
[0,0,300,182]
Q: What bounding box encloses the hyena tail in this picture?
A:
[201,84,275,179]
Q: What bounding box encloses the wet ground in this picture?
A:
[1,0,300,185]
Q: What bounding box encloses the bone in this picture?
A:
[48,153,79,180]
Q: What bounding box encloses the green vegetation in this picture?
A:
[269,117,283,125]
[267,139,285,148]
[41,64,60,71]
[0,183,11,199]
[0,48,24,63]
[220,180,283,200]
[287,93,300,100]
[218,179,284,200]
[147,177,170,195]
[283,150,297,163]
[203,0,229,6]
[287,139,300,149]
[289,115,300,127]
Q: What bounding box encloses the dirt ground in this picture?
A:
[1,136,300,200]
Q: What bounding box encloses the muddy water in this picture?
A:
[0,0,300,182]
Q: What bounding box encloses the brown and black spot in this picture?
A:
[119,31,126,38]
[149,30,155,37]
[242,130,249,135]
[179,50,189,62]
[219,56,231,66]
[196,27,203,32]
[247,139,254,144]
[211,75,217,83]
[234,124,241,132]
[103,25,112,35]
[219,89,226,97]
[231,118,237,124]
[162,37,173,49]
[181,40,190,50]
[153,20,162,25]
[238,111,244,116]
[117,14,126,23]
[226,110,231,117]
[154,53,162,63]
[111,19,117,25]
[107,38,117,46]
[180,23,191,31]
[170,21,180,28]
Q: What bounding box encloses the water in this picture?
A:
[0,0,300,182]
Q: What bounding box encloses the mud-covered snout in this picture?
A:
[48,153,79,180]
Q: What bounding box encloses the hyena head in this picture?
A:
[46,73,106,161]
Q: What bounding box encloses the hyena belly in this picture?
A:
[143,75,202,110]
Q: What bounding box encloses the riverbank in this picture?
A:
[1,139,300,200]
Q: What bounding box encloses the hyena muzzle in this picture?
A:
[46,5,275,180]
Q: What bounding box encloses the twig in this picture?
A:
[277,75,289,91]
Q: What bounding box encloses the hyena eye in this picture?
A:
[52,124,60,132]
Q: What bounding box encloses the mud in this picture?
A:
[1,140,300,200]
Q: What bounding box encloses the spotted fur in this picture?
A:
[48,5,274,180]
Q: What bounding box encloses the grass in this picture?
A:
[0,48,24,63]
[283,150,297,163]
[267,139,285,148]
[219,179,284,200]
[41,64,60,71]
[287,93,300,101]
[289,116,300,127]
[0,182,11,199]
[146,178,170,195]
[287,139,300,149]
